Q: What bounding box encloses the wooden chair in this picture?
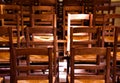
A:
[0,27,10,75]
[93,6,116,27]
[26,13,58,81]
[70,27,101,62]
[29,13,57,62]
[0,13,21,61]
[25,26,58,78]
[112,26,120,83]
[2,4,26,35]
[0,26,13,82]
[70,47,111,83]
[66,13,96,82]
[0,13,24,82]
[63,0,81,6]
[100,14,120,83]
[0,13,20,27]
[1,4,26,34]
[67,13,93,53]
[63,6,84,55]
[11,47,53,83]
[82,0,111,13]
[63,6,84,39]
[0,13,25,48]
[32,5,55,14]
[81,0,93,13]
[2,4,21,14]
[93,0,111,7]
[102,14,120,47]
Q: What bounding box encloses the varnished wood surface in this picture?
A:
[0,51,9,62]
[74,80,104,83]
[18,79,105,83]
[18,80,48,83]
[0,77,3,83]
[68,78,105,83]
[13,76,56,83]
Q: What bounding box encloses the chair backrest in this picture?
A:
[67,13,93,52]
[28,14,57,48]
[82,0,111,13]
[30,13,56,28]
[0,14,22,47]
[11,47,53,83]
[1,4,26,35]
[70,27,101,49]
[25,27,54,47]
[32,5,55,14]
[93,0,111,7]
[0,26,11,47]
[63,6,84,55]
[25,25,57,67]
[2,4,21,14]
[25,13,58,78]
[29,13,57,51]
[81,0,93,13]
[63,6,84,39]
[93,6,116,26]
[70,47,111,83]
[0,13,20,27]
[102,14,120,47]
[92,0,114,27]
[0,13,23,80]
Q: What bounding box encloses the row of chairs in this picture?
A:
[3,13,117,83]
[0,26,58,83]
[0,1,119,83]
[1,1,116,54]
[66,13,119,52]
[0,7,59,82]
[0,4,57,83]
[66,13,120,83]
[1,21,120,83]
[63,4,116,54]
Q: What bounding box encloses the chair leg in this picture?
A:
[2,77,5,83]
[66,56,70,83]
[117,76,120,83]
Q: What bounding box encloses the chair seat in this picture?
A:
[0,36,24,43]
[68,75,105,83]
[30,55,48,62]
[18,80,48,83]
[104,36,120,43]
[34,36,53,42]
[116,52,120,61]
[66,36,89,41]
[104,36,114,42]
[75,54,96,62]
[18,76,56,83]
[0,51,10,62]
[111,52,120,61]
[73,79,104,83]
[30,52,54,63]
